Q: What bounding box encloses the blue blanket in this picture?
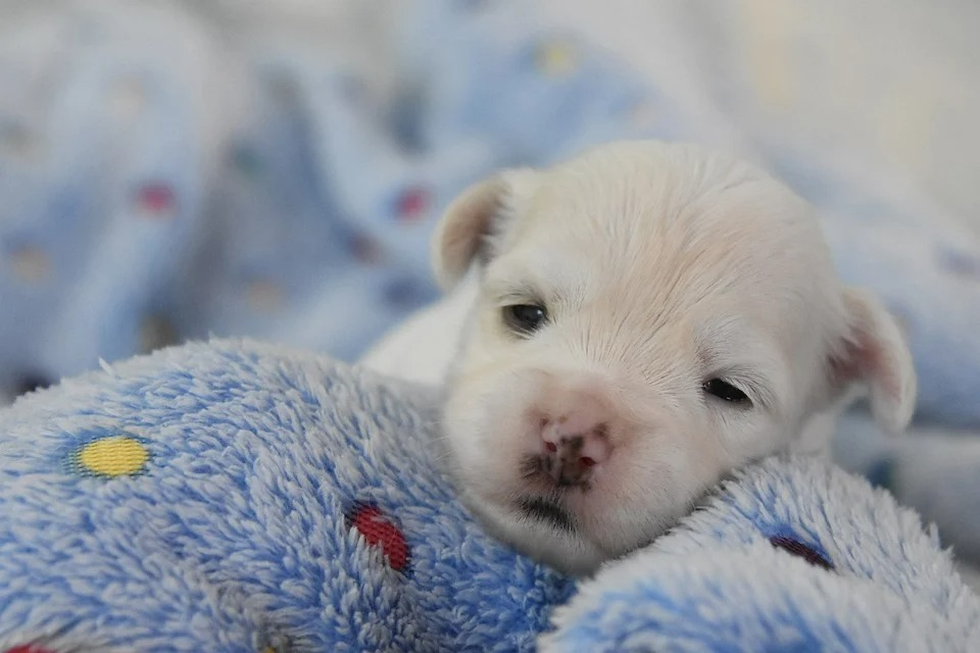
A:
[2,0,980,627]
[1,339,977,652]
[2,0,977,423]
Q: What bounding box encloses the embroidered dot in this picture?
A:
[108,76,147,121]
[230,143,264,178]
[139,314,179,353]
[135,183,177,218]
[534,39,579,77]
[347,504,409,572]
[350,233,385,265]
[769,535,833,570]
[937,246,980,278]
[8,246,50,281]
[393,187,430,223]
[0,122,41,161]
[72,436,149,478]
[246,279,284,312]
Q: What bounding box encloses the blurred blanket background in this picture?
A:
[1,0,980,567]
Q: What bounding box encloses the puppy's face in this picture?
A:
[432,141,916,575]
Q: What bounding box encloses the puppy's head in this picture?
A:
[432,140,916,575]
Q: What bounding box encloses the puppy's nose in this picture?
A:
[539,401,613,486]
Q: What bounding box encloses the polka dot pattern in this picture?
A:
[534,39,579,77]
[347,504,409,572]
[246,279,284,312]
[230,143,264,178]
[393,187,430,223]
[350,233,384,265]
[8,246,50,282]
[135,183,177,218]
[0,122,41,160]
[937,245,980,279]
[69,435,150,478]
[768,535,833,570]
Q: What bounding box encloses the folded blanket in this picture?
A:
[3,0,978,434]
[1,339,977,652]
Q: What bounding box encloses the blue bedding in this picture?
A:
[0,339,977,651]
[1,0,980,634]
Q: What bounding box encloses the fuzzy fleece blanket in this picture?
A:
[3,0,980,630]
[0,0,978,423]
[1,339,978,652]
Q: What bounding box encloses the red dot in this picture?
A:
[136,183,176,216]
[6,645,57,653]
[768,535,834,570]
[348,504,409,572]
[394,187,429,223]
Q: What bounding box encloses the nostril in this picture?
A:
[545,441,558,453]
[580,456,596,467]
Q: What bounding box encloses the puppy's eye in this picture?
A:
[702,378,751,405]
[502,303,548,335]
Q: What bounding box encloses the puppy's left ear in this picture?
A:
[431,169,537,291]
[828,288,917,431]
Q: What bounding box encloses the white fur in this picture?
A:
[363,140,917,575]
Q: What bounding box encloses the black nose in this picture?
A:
[541,435,594,486]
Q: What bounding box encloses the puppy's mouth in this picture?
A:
[520,453,593,491]
[516,495,576,533]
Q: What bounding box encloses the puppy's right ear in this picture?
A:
[431,170,535,290]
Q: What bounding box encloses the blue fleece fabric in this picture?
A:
[1,339,978,652]
[1,0,978,432]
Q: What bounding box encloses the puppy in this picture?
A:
[364,140,916,575]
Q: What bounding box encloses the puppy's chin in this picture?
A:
[457,488,608,576]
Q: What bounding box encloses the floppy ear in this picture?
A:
[828,288,917,431]
[430,169,536,291]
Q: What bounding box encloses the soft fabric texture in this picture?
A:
[1,0,979,427]
[3,0,980,566]
[1,339,978,652]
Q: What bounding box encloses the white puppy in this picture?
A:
[363,140,916,575]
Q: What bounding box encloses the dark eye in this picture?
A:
[702,378,750,405]
[502,303,547,335]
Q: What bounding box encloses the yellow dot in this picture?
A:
[9,246,50,282]
[535,40,578,77]
[77,436,149,477]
